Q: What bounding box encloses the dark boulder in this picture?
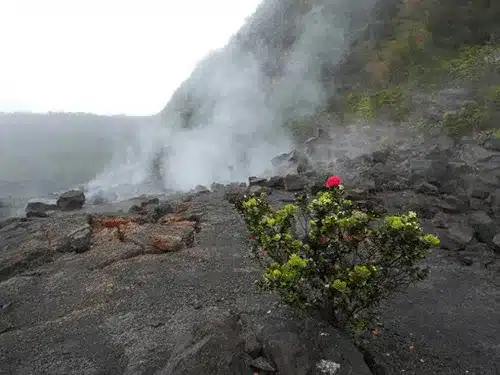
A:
[468,211,496,244]
[248,176,268,186]
[128,199,175,222]
[86,190,118,205]
[271,150,310,175]
[437,223,474,250]
[284,174,307,192]
[25,199,58,218]
[483,136,500,152]
[492,234,500,253]
[56,190,86,211]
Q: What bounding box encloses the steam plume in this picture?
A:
[87,0,379,199]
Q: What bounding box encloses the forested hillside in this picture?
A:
[160,0,499,139]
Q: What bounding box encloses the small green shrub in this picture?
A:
[283,111,345,142]
[343,87,410,122]
[438,102,492,135]
[234,177,439,330]
[484,85,500,106]
[373,87,411,120]
[352,94,376,119]
[442,45,499,83]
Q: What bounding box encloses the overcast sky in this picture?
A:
[0,0,262,115]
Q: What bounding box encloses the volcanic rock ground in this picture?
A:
[1,133,499,375]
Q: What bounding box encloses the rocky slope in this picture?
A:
[1,128,499,375]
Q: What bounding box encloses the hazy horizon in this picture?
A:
[1,0,383,219]
[0,0,262,116]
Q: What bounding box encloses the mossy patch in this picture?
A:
[338,36,499,134]
[437,103,492,135]
[342,87,411,122]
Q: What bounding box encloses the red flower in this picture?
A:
[372,329,381,335]
[325,175,342,188]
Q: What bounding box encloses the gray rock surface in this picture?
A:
[0,191,371,375]
[1,133,499,375]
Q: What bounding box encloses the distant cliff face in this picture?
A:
[160,0,499,139]
[160,0,378,130]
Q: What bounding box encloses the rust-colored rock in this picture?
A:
[101,218,131,228]
[151,235,184,252]
[91,216,143,244]
[161,214,186,224]
[88,213,198,252]
[121,222,196,251]
[92,216,142,230]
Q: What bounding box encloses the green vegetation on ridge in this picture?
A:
[335,0,500,135]
[284,0,500,138]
